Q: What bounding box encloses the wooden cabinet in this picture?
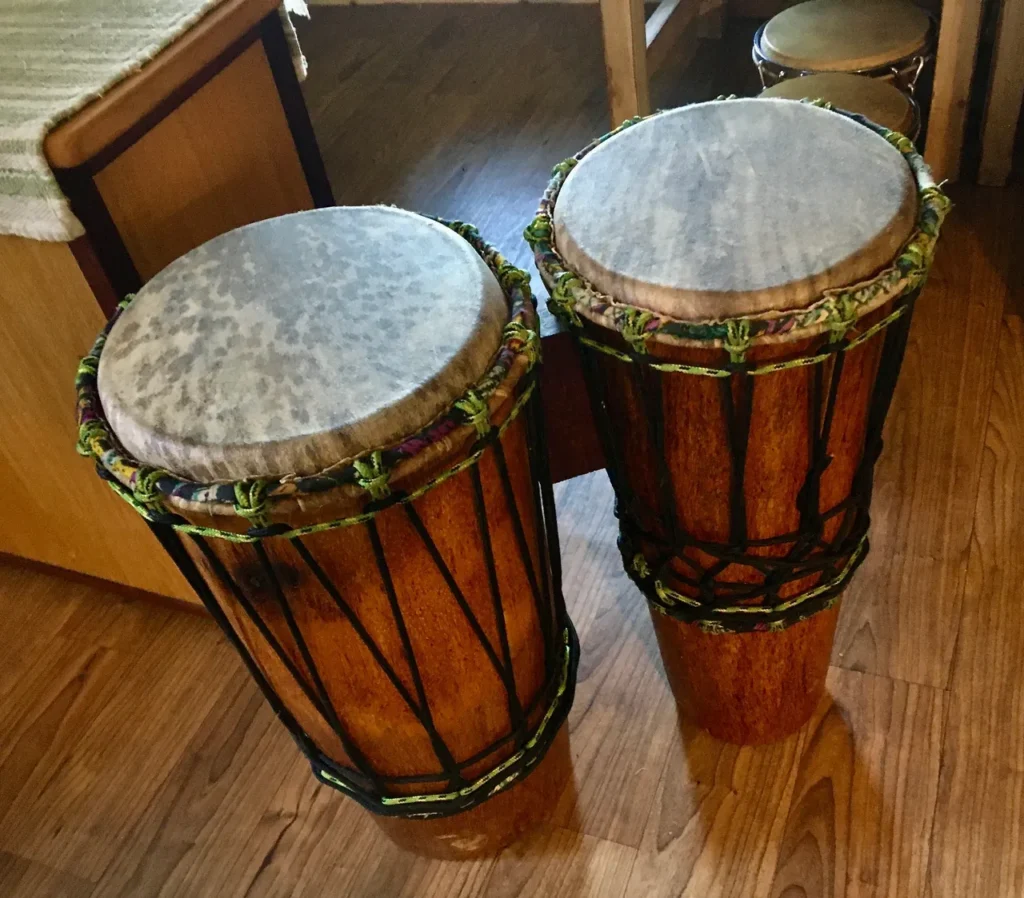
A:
[0,1,332,604]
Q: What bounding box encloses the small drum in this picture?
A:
[761,73,920,140]
[527,99,948,744]
[753,0,934,94]
[77,207,579,857]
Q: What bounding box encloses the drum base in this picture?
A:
[650,603,840,745]
[373,724,572,859]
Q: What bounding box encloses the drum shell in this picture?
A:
[177,406,570,853]
[582,300,897,743]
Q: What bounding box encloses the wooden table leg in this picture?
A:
[600,0,651,126]
[925,0,986,184]
[978,0,1024,186]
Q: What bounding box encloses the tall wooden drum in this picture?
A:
[752,0,934,94]
[527,99,948,744]
[77,207,579,857]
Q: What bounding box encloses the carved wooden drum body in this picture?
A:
[761,72,920,141]
[78,207,578,857]
[528,99,948,744]
[752,0,935,95]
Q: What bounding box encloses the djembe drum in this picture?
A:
[76,207,579,857]
[761,73,920,141]
[752,0,934,94]
[527,99,948,744]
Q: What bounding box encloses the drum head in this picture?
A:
[98,207,508,482]
[760,0,931,72]
[551,99,918,321]
[761,73,915,134]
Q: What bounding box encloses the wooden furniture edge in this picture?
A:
[978,0,1024,186]
[925,0,985,183]
[646,0,699,74]
[44,0,282,169]
[600,0,709,126]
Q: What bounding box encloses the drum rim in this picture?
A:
[751,14,936,81]
[525,99,949,361]
[759,75,921,139]
[76,218,541,539]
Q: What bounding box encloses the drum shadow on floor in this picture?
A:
[627,676,893,896]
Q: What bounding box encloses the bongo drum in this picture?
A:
[527,99,948,744]
[761,73,920,140]
[77,207,579,857]
[752,0,934,94]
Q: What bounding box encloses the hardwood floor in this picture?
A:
[2,6,1022,897]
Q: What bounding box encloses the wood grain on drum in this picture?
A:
[584,312,891,743]
[175,409,569,858]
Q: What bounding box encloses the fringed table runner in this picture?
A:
[0,0,307,243]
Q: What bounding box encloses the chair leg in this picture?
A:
[600,0,651,126]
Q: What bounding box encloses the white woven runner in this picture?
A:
[0,0,308,242]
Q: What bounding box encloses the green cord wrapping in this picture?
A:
[351,451,392,502]
[76,217,542,541]
[453,390,492,439]
[621,309,654,355]
[233,480,271,528]
[645,534,868,633]
[573,303,911,378]
[723,318,752,364]
[95,383,537,545]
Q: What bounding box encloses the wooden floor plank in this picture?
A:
[0,586,235,883]
[929,315,1024,898]
[550,474,680,848]
[478,826,636,898]
[832,187,1008,688]
[768,668,944,898]
[87,678,287,898]
[0,850,94,898]
[624,667,945,898]
[622,718,803,898]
